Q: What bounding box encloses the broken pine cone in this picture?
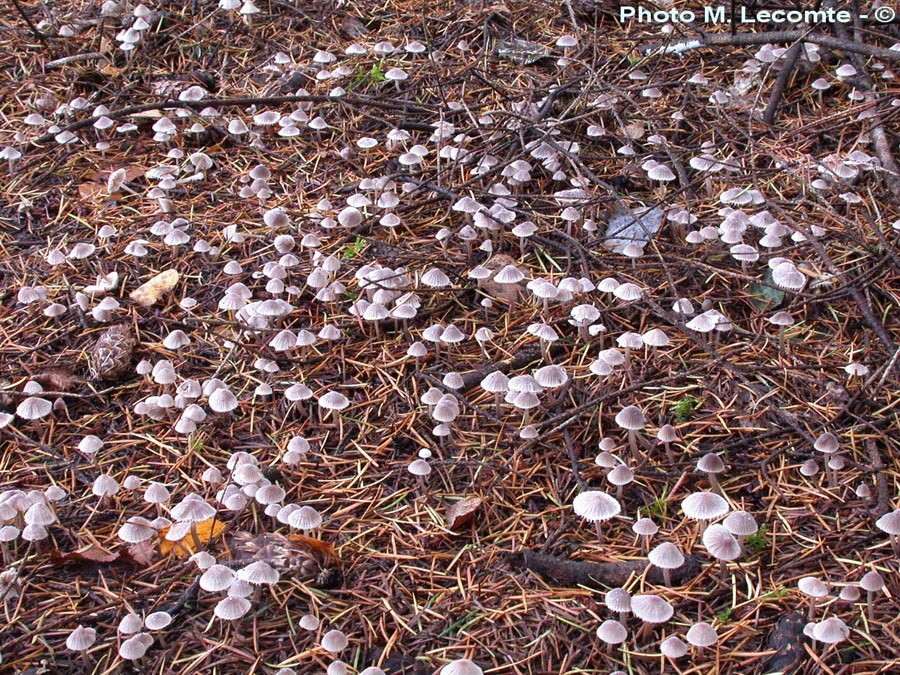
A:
[89,324,136,381]
[226,531,343,589]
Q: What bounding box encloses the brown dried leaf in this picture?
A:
[51,544,135,566]
[477,253,524,305]
[445,496,483,531]
[127,540,156,566]
[130,270,180,307]
[33,366,78,391]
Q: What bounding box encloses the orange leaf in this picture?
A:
[159,519,225,557]
[288,534,337,562]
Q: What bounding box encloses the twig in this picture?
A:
[762,39,804,126]
[8,0,50,49]
[44,52,105,68]
[508,550,701,588]
[642,29,900,62]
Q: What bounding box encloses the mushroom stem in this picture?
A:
[189,523,203,553]
[627,430,639,462]
[866,590,874,621]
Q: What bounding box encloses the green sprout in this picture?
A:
[342,236,367,260]
[673,395,701,422]
[743,524,767,554]
[350,61,386,90]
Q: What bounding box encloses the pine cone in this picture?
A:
[89,324,136,381]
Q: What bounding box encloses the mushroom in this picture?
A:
[440,659,483,675]
[722,510,758,553]
[702,524,742,580]
[797,576,828,619]
[572,490,622,542]
[607,464,634,503]
[604,587,632,625]
[596,619,628,654]
[697,453,726,494]
[874,509,900,556]
[681,491,729,535]
[630,594,674,644]
[685,621,718,656]
[615,405,647,461]
[647,542,684,587]
[632,517,659,554]
[859,569,884,621]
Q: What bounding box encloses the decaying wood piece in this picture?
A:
[507,550,700,588]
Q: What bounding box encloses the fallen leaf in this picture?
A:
[445,496,483,531]
[128,539,156,566]
[33,366,78,391]
[130,269,180,307]
[51,544,136,566]
[289,534,337,561]
[159,518,225,557]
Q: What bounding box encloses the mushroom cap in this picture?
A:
[299,614,320,631]
[92,474,120,498]
[648,542,685,569]
[408,459,432,477]
[237,560,280,585]
[144,611,172,630]
[723,510,758,536]
[657,424,678,443]
[615,405,646,430]
[208,387,239,412]
[118,516,157,543]
[681,491,729,521]
[697,453,726,474]
[813,432,839,453]
[573,490,621,523]
[440,659,483,675]
[66,625,97,651]
[702,524,742,561]
[318,391,350,411]
[630,594,674,623]
[686,622,718,647]
[596,619,628,644]
[859,570,884,592]
[533,364,568,389]
[812,617,849,644]
[170,494,216,522]
[16,396,52,420]
[607,464,634,486]
[321,629,349,653]
[199,564,236,592]
[839,585,861,601]
[660,636,688,658]
[288,505,323,531]
[604,587,632,613]
[797,576,828,598]
[214,596,251,620]
[632,517,659,536]
[875,509,900,535]
[480,370,509,393]
[119,633,151,660]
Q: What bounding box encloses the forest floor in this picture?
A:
[1,1,899,674]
